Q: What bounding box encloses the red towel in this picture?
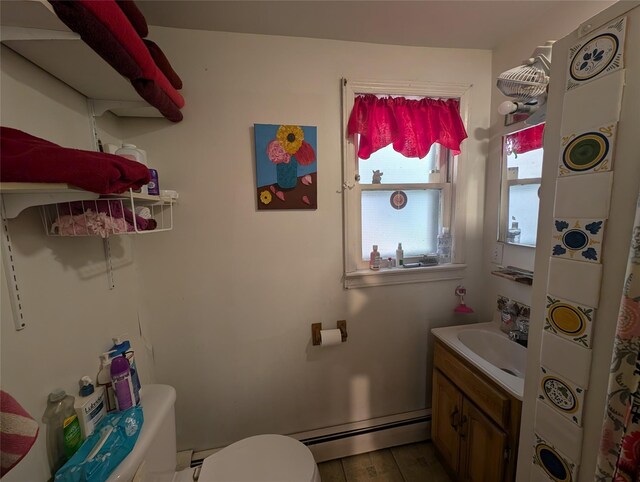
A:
[0,391,39,477]
[116,0,148,38]
[0,127,151,194]
[49,0,185,119]
[144,39,183,90]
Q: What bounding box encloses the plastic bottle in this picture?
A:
[437,227,452,264]
[115,144,148,194]
[396,243,404,267]
[43,389,82,475]
[369,245,380,270]
[97,351,117,412]
[74,376,107,439]
[507,217,521,244]
[110,336,141,401]
[110,355,137,411]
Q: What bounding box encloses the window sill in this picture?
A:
[344,264,467,289]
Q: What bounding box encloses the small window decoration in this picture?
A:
[389,190,408,210]
[254,124,317,210]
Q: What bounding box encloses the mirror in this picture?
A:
[499,123,544,247]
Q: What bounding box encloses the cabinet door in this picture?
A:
[432,369,463,473]
[459,399,508,482]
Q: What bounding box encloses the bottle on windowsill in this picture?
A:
[437,228,452,264]
[369,245,380,270]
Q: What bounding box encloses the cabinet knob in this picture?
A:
[450,407,460,430]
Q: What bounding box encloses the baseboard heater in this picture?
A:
[293,409,432,462]
[190,409,431,465]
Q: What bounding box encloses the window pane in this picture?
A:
[359,143,438,184]
[506,147,543,180]
[508,184,540,246]
[361,190,440,260]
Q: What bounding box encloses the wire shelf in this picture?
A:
[42,191,173,238]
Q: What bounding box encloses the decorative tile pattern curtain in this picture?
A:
[596,192,640,482]
[347,95,468,159]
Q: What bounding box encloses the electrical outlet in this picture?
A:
[491,243,504,265]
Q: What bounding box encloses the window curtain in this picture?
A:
[596,192,640,482]
[347,95,468,159]
[504,123,544,156]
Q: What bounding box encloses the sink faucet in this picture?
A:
[509,308,529,348]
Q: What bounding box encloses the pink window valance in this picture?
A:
[347,94,468,159]
[505,123,545,156]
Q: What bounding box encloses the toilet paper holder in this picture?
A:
[312,320,347,345]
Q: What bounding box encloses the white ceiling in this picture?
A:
[137,1,604,50]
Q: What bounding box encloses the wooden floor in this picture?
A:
[317,442,453,482]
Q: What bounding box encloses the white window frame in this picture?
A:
[341,79,471,288]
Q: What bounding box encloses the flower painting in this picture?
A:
[254,124,317,210]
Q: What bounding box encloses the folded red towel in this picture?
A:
[144,39,183,90]
[0,391,39,477]
[0,127,151,194]
[49,0,185,119]
[116,0,148,38]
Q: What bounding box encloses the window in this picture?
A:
[499,123,544,247]
[342,80,470,288]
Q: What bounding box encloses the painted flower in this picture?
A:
[259,190,272,205]
[294,140,316,166]
[620,430,640,468]
[276,125,304,154]
[555,220,569,232]
[267,139,290,164]
[553,245,567,256]
[582,248,599,261]
[586,220,603,235]
[617,295,640,339]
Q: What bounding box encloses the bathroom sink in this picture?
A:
[457,329,527,378]
[431,322,526,399]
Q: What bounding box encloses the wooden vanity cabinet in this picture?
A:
[432,340,521,482]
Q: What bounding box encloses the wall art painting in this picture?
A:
[551,218,605,264]
[545,295,595,348]
[558,122,617,177]
[538,365,586,426]
[533,432,577,482]
[567,16,626,91]
[254,124,317,210]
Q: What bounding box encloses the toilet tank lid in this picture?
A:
[199,434,317,482]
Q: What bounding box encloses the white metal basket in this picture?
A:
[42,192,173,237]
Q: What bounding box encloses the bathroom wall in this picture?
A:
[120,29,492,451]
[482,1,615,313]
[0,46,152,482]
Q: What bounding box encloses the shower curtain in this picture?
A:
[596,193,640,482]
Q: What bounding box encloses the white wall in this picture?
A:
[0,46,152,481]
[118,29,492,451]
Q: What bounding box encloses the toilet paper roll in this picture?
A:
[320,329,342,346]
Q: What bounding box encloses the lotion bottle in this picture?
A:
[369,245,380,270]
[96,351,117,412]
[74,376,107,439]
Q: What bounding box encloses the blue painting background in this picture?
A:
[254,124,317,188]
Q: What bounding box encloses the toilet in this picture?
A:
[106,385,320,482]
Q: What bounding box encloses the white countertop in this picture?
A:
[431,322,525,400]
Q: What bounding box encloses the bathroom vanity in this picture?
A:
[431,323,524,482]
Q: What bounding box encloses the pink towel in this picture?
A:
[0,391,39,477]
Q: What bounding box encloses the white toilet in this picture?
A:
[106,385,320,482]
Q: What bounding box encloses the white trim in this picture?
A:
[345,264,466,289]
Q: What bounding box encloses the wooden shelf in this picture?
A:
[0,0,163,118]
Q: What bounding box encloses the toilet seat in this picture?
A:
[198,434,320,482]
